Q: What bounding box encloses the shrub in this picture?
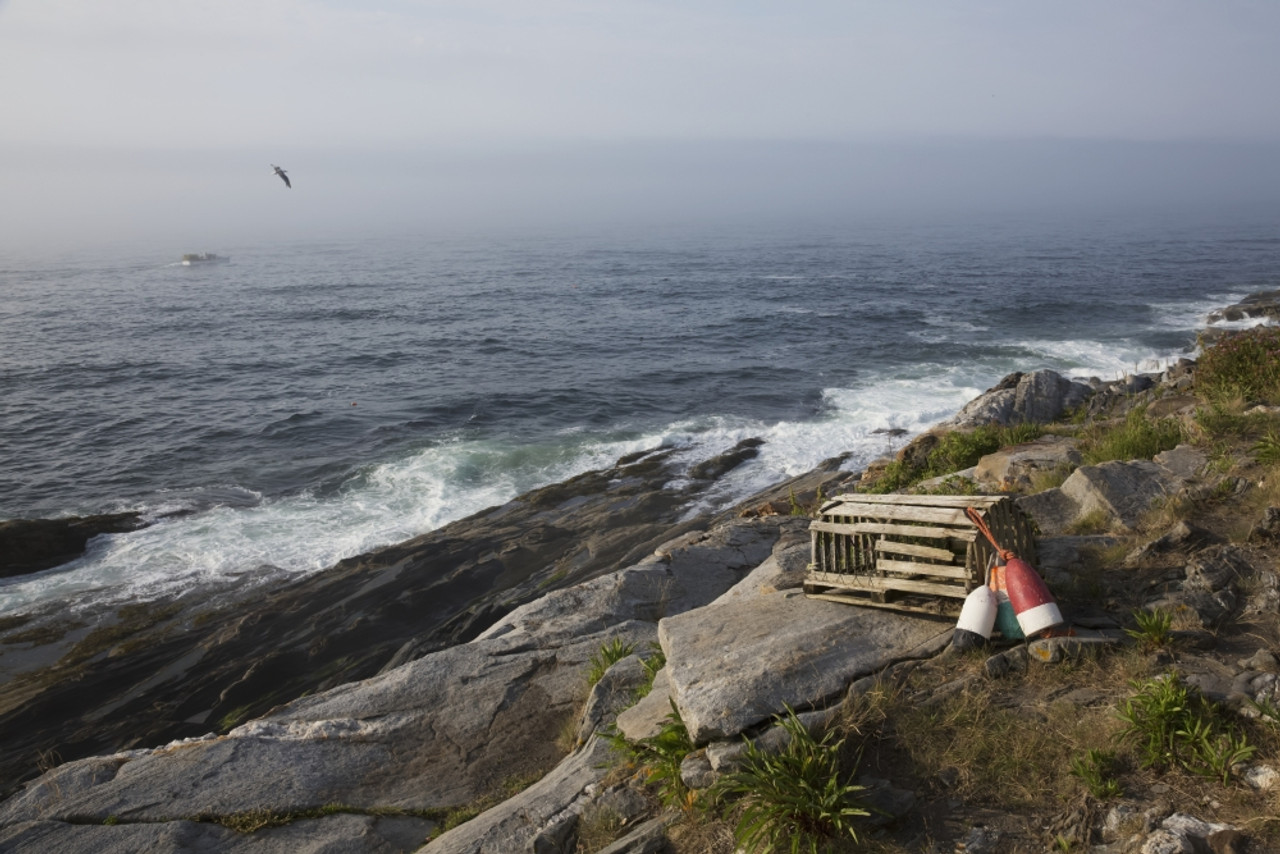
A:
[711,708,870,854]
[1196,326,1280,404]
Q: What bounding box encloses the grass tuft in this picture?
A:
[1079,407,1184,465]
[711,707,870,854]
[586,637,637,690]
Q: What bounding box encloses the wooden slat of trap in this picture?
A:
[874,539,957,562]
[823,493,1004,509]
[809,520,977,541]
[804,589,961,617]
[824,502,971,526]
[875,557,970,580]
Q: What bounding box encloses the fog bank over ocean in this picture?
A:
[3,139,1279,254]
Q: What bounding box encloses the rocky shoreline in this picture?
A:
[0,436,853,796]
[5,293,1280,853]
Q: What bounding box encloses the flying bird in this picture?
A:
[272,164,291,189]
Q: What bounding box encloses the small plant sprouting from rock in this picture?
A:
[586,637,636,689]
[606,700,696,810]
[1124,608,1174,652]
[1115,674,1256,783]
[633,643,666,700]
[710,707,871,854]
[1068,748,1123,800]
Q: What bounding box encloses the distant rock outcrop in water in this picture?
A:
[0,513,145,579]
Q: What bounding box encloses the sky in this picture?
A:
[3,1,1280,251]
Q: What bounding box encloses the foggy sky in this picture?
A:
[3,1,1280,252]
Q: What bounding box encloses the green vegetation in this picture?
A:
[607,701,696,810]
[197,803,440,834]
[1255,430,1280,465]
[1068,748,1123,800]
[586,637,637,689]
[864,422,1044,493]
[1124,608,1175,652]
[634,643,666,700]
[1078,406,1184,464]
[1195,326,1280,404]
[1115,675,1255,783]
[710,708,870,854]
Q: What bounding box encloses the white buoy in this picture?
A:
[953,584,997,651]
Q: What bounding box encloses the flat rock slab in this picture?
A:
[0,813,434,854]
[0,621,658,827]
[658,591,951,744]
[423,735,614,854]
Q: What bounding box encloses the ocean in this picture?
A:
[3,209,1278,615]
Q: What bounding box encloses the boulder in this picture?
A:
[657,591,951,744]
[1018,459,1183,535]
[974,435,1081,491]
[709,518,811,603]
[1154,444,1208,480]
[945,370,1093,429]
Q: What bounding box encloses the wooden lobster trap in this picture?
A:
[805,494,1037,616]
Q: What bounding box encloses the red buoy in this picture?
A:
[1003,556,1064,638]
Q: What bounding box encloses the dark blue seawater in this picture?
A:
[3,210,1279,612]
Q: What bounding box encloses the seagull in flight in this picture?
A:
[272,164,291,189]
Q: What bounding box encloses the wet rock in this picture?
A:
[0,513,145,579]
[1206,288,1280,323]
